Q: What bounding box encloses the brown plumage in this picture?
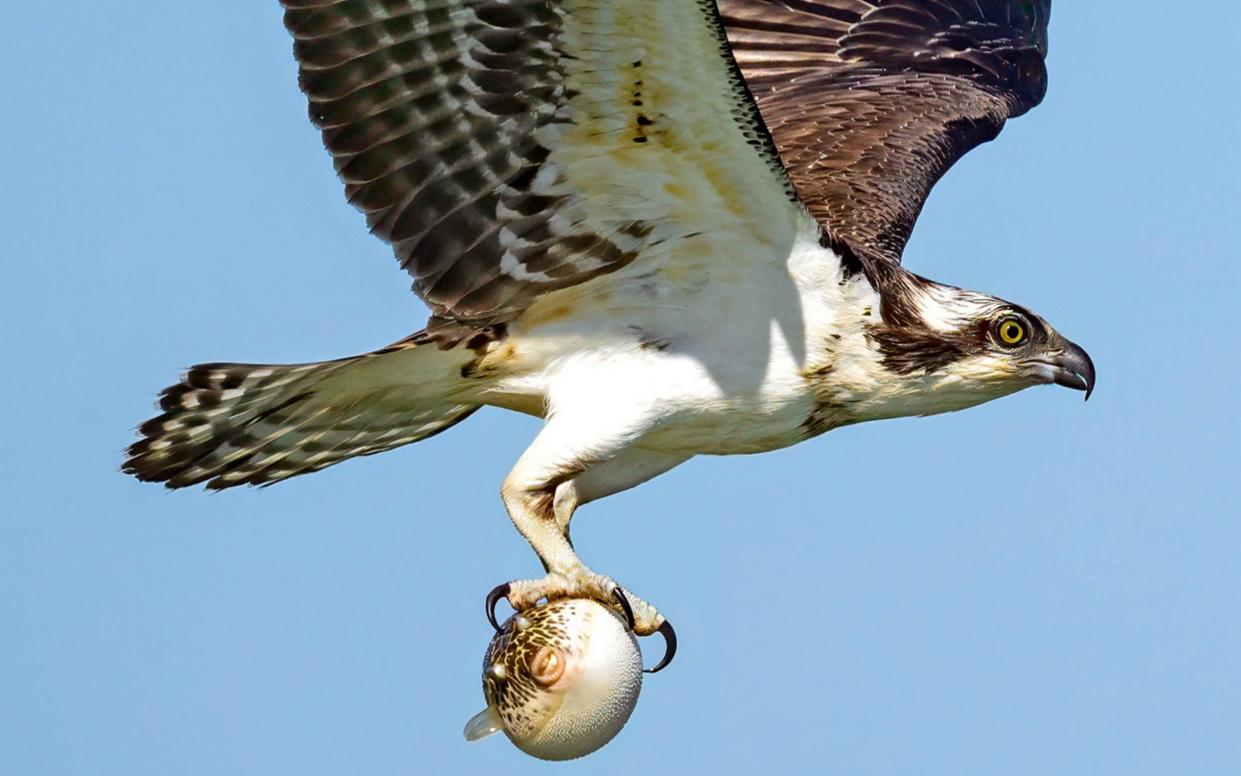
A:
[719,0,1050,266]
[282,0,654,344]
[282,0,1051,341]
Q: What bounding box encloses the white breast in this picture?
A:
[491,220,880,456]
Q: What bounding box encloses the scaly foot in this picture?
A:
[484,571,677,672]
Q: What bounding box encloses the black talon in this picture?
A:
[644,619,677,674]
[612,587,636,632]
[485,583,512,633]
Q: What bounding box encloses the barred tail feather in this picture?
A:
[124,337,480,490]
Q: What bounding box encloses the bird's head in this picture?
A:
[856,275,1095,419]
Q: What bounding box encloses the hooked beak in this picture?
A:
[1035,340,1096,400]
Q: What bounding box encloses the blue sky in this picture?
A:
[2,2,1238,774]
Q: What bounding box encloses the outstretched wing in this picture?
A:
[719,0,1051,266]
[281,0,798,343]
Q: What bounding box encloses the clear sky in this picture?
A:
[2,2,1238,774]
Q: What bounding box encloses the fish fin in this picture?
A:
[463,706,503,742]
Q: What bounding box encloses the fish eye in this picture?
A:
[995,316,1028,347]
[527,646,566,686]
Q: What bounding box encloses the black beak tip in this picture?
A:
[1078,348,1096,402]
[1049,342,1095,402]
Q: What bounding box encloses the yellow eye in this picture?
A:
[997,318,1027,346]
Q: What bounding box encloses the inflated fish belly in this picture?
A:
[463,598,642,761]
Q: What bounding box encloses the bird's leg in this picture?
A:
[500,473,665,635]
[494,413,687,637]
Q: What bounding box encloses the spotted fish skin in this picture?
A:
[480,598,642,761]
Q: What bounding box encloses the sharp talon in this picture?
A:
[485,583,512,633]
[612,587,636,632]
[644,619,677,674]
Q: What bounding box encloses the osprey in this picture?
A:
[125,0,1093,664]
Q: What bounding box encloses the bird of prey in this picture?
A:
[125,0,1092,658]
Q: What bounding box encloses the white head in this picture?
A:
[835,273,1095,422]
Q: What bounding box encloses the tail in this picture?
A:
[124,336,481,490]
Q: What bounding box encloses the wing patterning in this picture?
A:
[124,341,479,489]
[719,0,1052,266]
[281,0,797,343]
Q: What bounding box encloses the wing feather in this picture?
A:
[282,0,797,343]
[720,0,1052,266]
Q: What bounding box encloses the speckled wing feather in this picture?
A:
[123,341,478,489]
[281,0,795,343]
[718,0,1051,265]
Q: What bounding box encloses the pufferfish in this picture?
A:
[463,595,675,761]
